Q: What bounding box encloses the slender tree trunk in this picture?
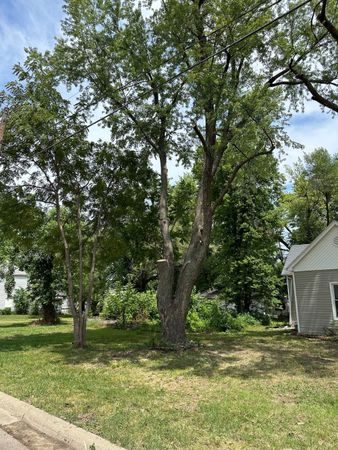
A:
[73,313,87,348]
[55,192,82,347]
[77,196,84,316]
[86,226,100,316]
[325,193,330,226]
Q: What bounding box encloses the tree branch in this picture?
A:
[192,121,208,154]
[211,146,275,211]
[280,237,290,250]
[291,67,338,113]
[317,0,338,44]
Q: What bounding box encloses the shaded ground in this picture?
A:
[0,315,337,449]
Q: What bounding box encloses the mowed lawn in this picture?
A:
[0,316,337,449]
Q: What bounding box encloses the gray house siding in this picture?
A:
[294,269,338,334]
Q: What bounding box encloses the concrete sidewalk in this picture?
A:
[0,428,29,449]
[0,392,124,450]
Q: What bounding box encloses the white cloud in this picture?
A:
[281,100,338,181]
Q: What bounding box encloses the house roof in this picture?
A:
[282,221,338,276]
[290,221,338,271]
[281,244,309,276]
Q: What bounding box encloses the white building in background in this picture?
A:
[0,269,28,310]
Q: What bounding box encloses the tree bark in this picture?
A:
[317,0,338,45]
[156,145,177,343]
[41,303,58,325]
[157,151,214,346]
[73,313,87,348]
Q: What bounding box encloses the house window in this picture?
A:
[330,283,338,320]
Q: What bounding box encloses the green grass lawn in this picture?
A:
[0,315,337,449]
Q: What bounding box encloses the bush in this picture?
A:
[186,310,208,332]
[13,288,30,314]
[100,282,159,326]
[187,292,259,332]
[187,292,214,331]
[210,305,260,331]
[0,307,12,315]
[29,299,40,316]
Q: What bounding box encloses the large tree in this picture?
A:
[54,0,291,345]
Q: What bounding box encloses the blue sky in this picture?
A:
[0,0,64,89]
[1,0,337,183]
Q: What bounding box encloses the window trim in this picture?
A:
[329,282,338,320]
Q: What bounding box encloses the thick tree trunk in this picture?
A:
[73,313,87,348]
[41,303,58,325]
[160,298,187,345]
[157,259,186,345]
[157,152,213,346]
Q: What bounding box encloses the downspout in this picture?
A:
[292,271,301,334]
[286,276,292,326]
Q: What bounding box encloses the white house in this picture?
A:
[0,270,28,311]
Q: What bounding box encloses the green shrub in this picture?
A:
[210,304,237,331]
[29,299,40,316]
[187,292,259,332]
[135,291,159,322]
[101,282,158,326]
[0,307,12,315]
[186,310,208,332]
[187,292,214,331]
[13,288,29,314]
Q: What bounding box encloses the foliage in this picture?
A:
[267,0,338,114]
[13,288,29,315]
[0,307,11,315]
[210,307,259,332]
[168,175,198,255]
[2,0,333,345]
[1,46,158,346]
[0,244,17,299]
[4,263,15,299]
[284,148,338,244]
[187,291,259,332]
[201,157,284,313]
[100,283,158,326]
[24,251,63,324]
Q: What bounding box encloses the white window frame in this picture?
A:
[329,282,338,320]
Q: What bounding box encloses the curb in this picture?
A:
[0,392,125,450]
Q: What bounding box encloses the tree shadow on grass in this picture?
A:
[0,324,337,381]
[0,322,32,328]
[53,326,338,381]
[0,325,157,354]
